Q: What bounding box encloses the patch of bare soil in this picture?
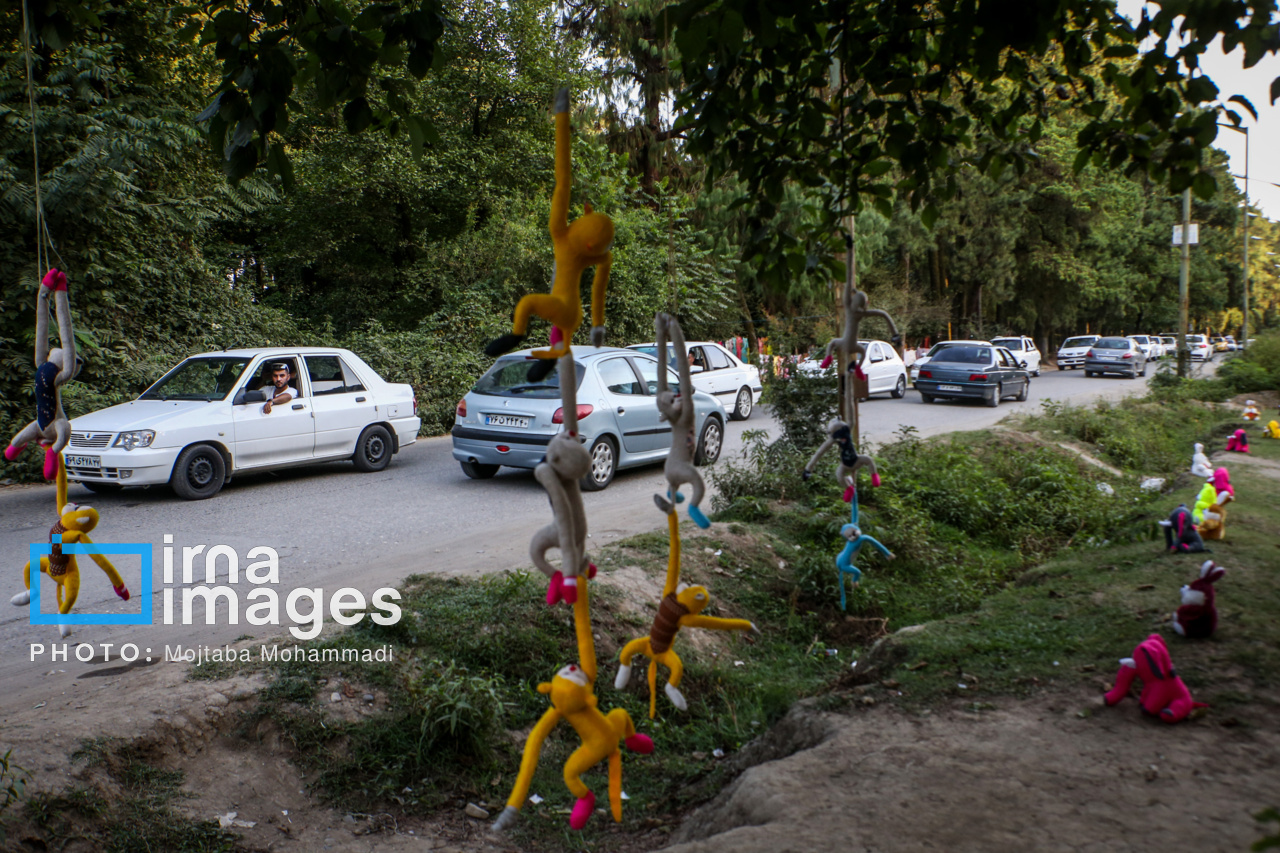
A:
[661,689,1280,853]
[1230,389,1279,412]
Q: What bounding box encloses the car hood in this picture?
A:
[71,399,222,435]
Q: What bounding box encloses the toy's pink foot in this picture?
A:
[569,791,595,830]
[42,268,67,291]
[114,584,130,601]
[3,443,25,462]
[819,355,833,369]
[550,326,564,347]
[546,571,565,606]
[43,447,59,480]
[624,733,654,754]
[1103,688,1125,707]
[871,473,882,487]
[586,563,597,580]
[561,576,578,604]
[842,485,855,503]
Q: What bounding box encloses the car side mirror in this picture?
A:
[689,365,704,373]
[1020,360,1028,369]
[234,389,266,405]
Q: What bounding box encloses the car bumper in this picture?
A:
[451,425,553,470]
[1084,359,1137,374]
[914,381,993,399]
[64,445,184,487]
[1056,355,1086,367]
[392,416,421,449]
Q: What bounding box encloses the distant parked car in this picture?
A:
[1128,335,1158,360]
[913,343,1031,407]
[66,348,421,500]
[1223,335,1238,351]
[990,336,1042,376]
[1055,334,1100,370]
[909,339,992,383]
[451,347,725,491]
[1084,337,1148,378]
[627,340,761,420]
[796,340,908,399]
[1159,336,1177,356]
[1185,334,1213,361]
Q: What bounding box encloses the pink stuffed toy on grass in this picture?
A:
[1103,633,1207,723]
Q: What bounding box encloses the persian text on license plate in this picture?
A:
[485,415,530,428]
[65,455,101,469]
[938,384,962,392]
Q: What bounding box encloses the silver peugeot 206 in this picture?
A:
[451,347,727,491]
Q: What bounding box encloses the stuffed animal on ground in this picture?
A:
[651,313,708,528]
[493,566,653,832]
[485,88,613,382]
[803,418,882,502]
[529,355,595,605]
[1190,442,1213,479]
[1225,429,1250,453]
[1103,633,1207,722]
[1265,420,1280,440]
[1160,504,1207,554]
[835,489,894,610]
[11,456,130,637]
[1172,560,1225,639]
[1242,400,1259,421]
[1195,492,1233,541]
[5,269,84,480]
[1192,468,1234,523]
[615,514,758,717]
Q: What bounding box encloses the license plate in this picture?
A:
[484,415,529,428]
[65,455,101,469]
[938,384,962,392]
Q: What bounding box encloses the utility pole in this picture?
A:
[1242,128,1250,352]
[1177,188,1192,378]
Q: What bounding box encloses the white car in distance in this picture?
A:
[64,347,421,500]
[1127,335,1159,360]
[626,340,762,420]
[798,340,908,399]
[1055,334,1100,369]
[990,336,1042,376]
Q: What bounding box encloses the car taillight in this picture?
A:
[456,398,466,418]
[1086,350,1095,358]
[918,370,932,379]
[1122,352,1134,359]
[969,373,988,381]
[413,396,418,415]
[553,404,593,424]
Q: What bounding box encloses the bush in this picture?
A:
[764,368,839,450]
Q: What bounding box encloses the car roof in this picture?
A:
[627,341,732,349]
[188,346,357,358]
[934,339,991,346]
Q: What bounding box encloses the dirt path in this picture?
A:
[661,688,1280,853]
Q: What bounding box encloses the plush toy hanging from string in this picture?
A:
[485,87,614,382]
[652,313,709,528]
[11,455,130,637]
[835,478,894,610]
[529,352,596,605]
[5,270,83,480]
[493,542,654,832]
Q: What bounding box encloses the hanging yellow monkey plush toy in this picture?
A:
[615,513,759,718]
[485,87,613,382]
[11,455,130,637]
[492,573,653,832]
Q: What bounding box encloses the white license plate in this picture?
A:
[938,384,962,392]
[65,455,101,469]
[484,415,529,428]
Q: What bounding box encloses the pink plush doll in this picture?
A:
[1211,467,1233,497]
[1224,429,1250,453]
[1104,634,1207,723]
[1172,560,1225,639]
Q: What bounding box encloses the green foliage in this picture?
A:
[0,748,27,841]
[759,368,838,451]
[1256,808,1280,852]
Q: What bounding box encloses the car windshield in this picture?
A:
[1062,337,1095,348]
[472,356,586,398]
[139,356,250,401]
[1094,339,1129,349]
[930,346,992,365]
[991,338,1023,351]
[925,342,975,358]
[1185,335,1206,344]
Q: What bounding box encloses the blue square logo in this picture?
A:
[27,540,152,625]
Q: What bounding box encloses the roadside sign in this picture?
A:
[1172,224,1199,245]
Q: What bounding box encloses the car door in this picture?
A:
[629,354,682,454]
[305,354,376,458]
[1023,338,1040,373]
[685,346,716,397]
[703,344,736,400]
[866,342,892,393]
[995,348,1021,393]
[596,356,661,454]
[230,356,317,468]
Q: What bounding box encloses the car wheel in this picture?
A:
[890,375,907,399]
[460,460,499,479]
[731,387,753,421]
[1057,364,1065,370]
[920,393,934,404]
[1084,370,1093,377]
[170,444,226,500]
[1016,380,1029,402]
[353,425,393,472]
[694,417,723,466]
[986,385,1001,407]
[1139,361,1147,377]
[80,481,123,495]
[581,435,616,492]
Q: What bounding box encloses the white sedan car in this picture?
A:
[798,340,908,398]
[64,347,421,499]
[627,340,762,420]
[990,336,1042,376]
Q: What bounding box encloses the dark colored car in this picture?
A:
[914,344,1031,408]
[1084,337,1147,378]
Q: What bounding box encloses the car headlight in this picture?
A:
[114,430,156,450]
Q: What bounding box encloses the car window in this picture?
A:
[140,356,250,401]
[340,359,367,393]
[1130,336,1148,344]
[868,343,885,363]
[932,346,992,364]
[1062,337,1095,348]
[598,357,644,395]
[705,346,732,370]
[630,355,674,395]
[688,347,708,371]
[1094,339,1129,349]
[472,356,585,398]
[992,338,1022,351]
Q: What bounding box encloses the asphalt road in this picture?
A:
[0,358,1214,710]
